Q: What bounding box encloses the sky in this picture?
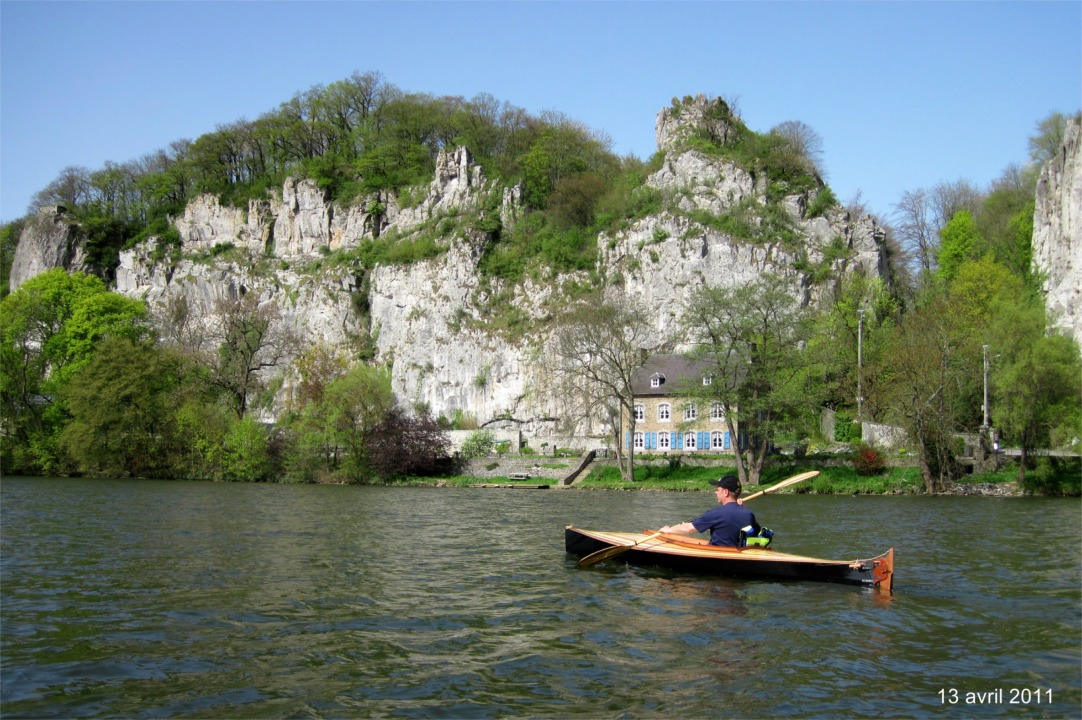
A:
[2,1,1080,225]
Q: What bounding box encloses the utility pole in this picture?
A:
[857,309,865,422]
[982,344,990,429]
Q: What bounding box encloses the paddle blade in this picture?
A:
[577,542,634,568]
[577,530,664,568]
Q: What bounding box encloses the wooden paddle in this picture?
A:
[576,470,819,568]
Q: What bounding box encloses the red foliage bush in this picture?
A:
[852,443,887,476]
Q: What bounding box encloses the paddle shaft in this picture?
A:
[576,470,819,568]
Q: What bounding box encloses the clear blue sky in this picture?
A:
[2,1,1080,225]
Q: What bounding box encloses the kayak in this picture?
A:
[565,526,894,593]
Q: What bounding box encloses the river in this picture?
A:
[1,478,1079,718]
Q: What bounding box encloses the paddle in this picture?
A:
[576,470,819,568]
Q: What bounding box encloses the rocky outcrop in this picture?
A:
[15,98,889,439]
[1032,117,1082,345]
[9,206,89,290]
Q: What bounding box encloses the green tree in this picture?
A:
[880,295,975,492]
[683,274,821,486]
[988,300,1082,489]
[315,361,398,480]
[1,219,25,300]
[59,337,185,477]
[0,270,149,473]
[937,210,981,282]
[222,416,271,482]
[1028,111,1073,165]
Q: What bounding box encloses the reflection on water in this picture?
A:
[1,479,1079,718]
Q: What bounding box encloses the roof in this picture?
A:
[630,354,715,397]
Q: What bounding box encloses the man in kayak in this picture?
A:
[658,475,761,547]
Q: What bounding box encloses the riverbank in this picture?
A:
[424,459,1081,496]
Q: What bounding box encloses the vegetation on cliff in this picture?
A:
[1,74,1079,494]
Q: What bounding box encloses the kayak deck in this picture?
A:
[566,526,894,592]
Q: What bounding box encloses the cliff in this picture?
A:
[9,97,889,440]
[1032,117,1082,345]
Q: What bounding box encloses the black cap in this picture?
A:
[710,475,742,494]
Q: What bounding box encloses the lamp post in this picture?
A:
[857,309,865,422]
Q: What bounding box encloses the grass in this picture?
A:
[376,458,1079,496]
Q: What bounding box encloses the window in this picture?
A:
[658,432,671,450]
[658,403,671,422]
[634,432,644,450]
[702,374,713,386]
[634,404,645,421]
[650,373,665,388]
[683,403,697,421]
[684,432,697,450]
[711,431,726,450]
[711,402,724,421]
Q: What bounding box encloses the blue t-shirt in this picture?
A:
[691,502,760,547]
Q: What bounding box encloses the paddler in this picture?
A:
[659,474,761,547]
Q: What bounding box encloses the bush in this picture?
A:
[852,443,887,476]
[460,429,496,458]
[834,412,862,442]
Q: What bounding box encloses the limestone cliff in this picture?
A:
[1032,117,1082,345]
[11,98,889,440]
[9,206,89,284]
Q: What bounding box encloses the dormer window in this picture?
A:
[650,373,666,388]
[702,374,714,386]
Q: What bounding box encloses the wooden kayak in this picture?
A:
[565,526,894,593]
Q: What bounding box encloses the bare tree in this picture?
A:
[930,179,983,230]
[892,188,936,273]
[771,120,825,177]
[210,292,298,419]
[545,295,658,481]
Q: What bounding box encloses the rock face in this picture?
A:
[9,206,89,288]
[11,99,890,439]
[1032,117,1082,345]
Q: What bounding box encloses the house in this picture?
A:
[622,354,738,455]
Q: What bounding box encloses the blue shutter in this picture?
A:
[699,431,707,451]
[649,432,656,450]
[675,432,683,449]
[671,432,678,450]
[724,431,731,450]
[625,432,630,449]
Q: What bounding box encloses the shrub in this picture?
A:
[852,443,887,476]
[460,429,496,458]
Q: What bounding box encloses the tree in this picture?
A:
[988,300,1082,489]
[683,274,820,486]
[209,293,297,419]
[546,295,658,481]
[321,364,396,481]
[0,270,150,473]
[937,210,981,282]
[365,408,450,479]
[1028,111,1072,165]
[60,337,186,477]
[770,120,825,177]
[893,188,936,274]
[459,428,496,459]
[880,296,975,492]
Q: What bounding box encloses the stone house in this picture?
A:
[622,354,739,455]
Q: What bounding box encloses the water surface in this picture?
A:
[2,478,1079,718]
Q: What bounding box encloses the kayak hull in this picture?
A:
[565,526,894,592]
